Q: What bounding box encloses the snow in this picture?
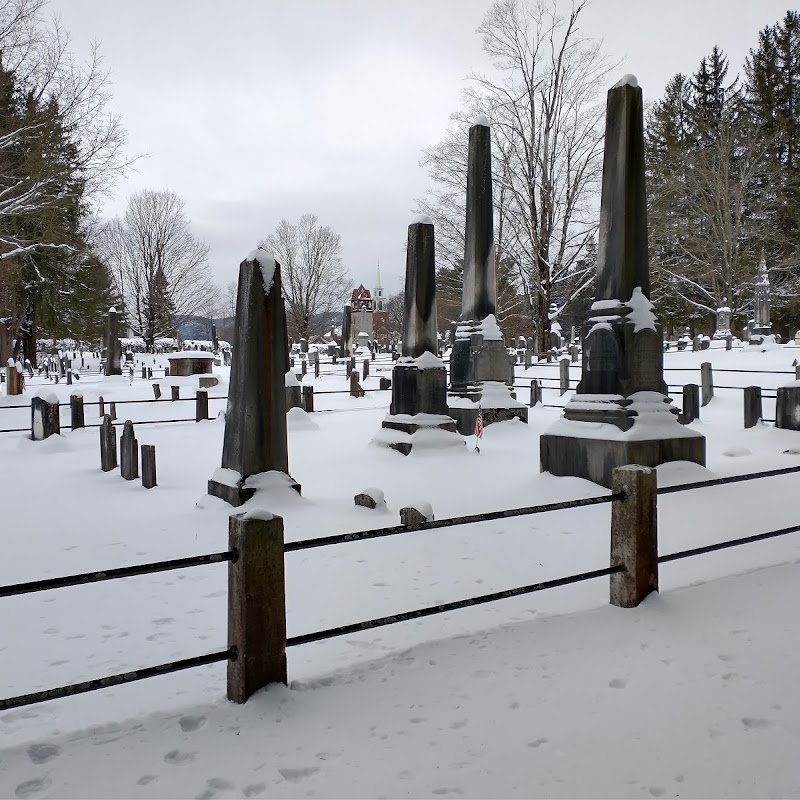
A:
[472,112,490,127]
[32,389,59,405]
[247,247,276,295]
[626,286,657,332]
[456,314,504,341]
[359,487,385,505]
[285,370,300,387]
[404,499,433,519]
[6,358,13,367]
[108,306,117,313]
[165,352,215,360]
[397,351,445,370]
[613,73,638,88]
[4,346,800,796]
[411,213,433,225]
[241,508,275,521]
[210,467,241,487]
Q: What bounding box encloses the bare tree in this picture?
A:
[97,190,213,351]
[419,0,615,350]
[223,280,237,319]
[260,213,350,342]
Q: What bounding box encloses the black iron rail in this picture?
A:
[285,493,623,552]
[287,564,624,646]
[660,523,800,562]
[0,648,236,711]
[659,464,800,495]
[0,551,235,598]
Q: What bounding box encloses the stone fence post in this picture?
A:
[302,384,314,413]
[100,415,117,471]
[610,465,658,608]
[171,386,180,402]
[363,359,369,381]
[529,379,542,407]
[227,512,287,703]
[700,362,713,407]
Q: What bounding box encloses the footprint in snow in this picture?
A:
[648,787,666,798]
[26,743,59,764]
[178,714,207,732]
[136,776,158,786]
[722,447,751,457]
[278,766,320,782]
[527,738,548,748]
[164,749,196,765]
[243,784,266,798]
[14,777,50,799]
[608,678,627,689]
[432,788,462,796]
[195,777,235,800]
[742,717,774,730]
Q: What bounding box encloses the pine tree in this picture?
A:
[142,266,177,349]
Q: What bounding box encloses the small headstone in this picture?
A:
[529,379,542,407]
[726,333,733,351]
[152,383,161,400]
[700,362,713,407]
[109,402,117,421]
[141,444,157,488]
[302,384,314,413]
[70,394,84,430]
[98,395,105,417]
[400,505,433,525]
[100,415,117,471]
[350,370,365,398]
[120,420,139,480]
[744,386,762,429]
[66,369,72,386]
[31,395,60,440]
[196,389,209,421]
[379,377,391,390]
[682,384,700,424]
[171,386,180,402]
[363,359,369,381]
[560,359,570,395]
[199,376,219,388]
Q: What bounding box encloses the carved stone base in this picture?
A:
[448,405,528,436]
[208,475,301,508]
[540,431,706,489]
[378,413,462,456]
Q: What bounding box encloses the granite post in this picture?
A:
[141,445,157,488]
[196,389,209,421]
[540,75,704,487]
[700,362,714,407]
[70,394,84,430]
[208,249,298,506]
[744,386,762,429]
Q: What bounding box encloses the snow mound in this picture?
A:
[411,214,434,226]
[473,113,490,127]
[287,407,320,431]
[613,73,638,88]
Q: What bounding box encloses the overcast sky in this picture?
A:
[49,0,792,298]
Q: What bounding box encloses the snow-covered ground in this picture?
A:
[1,343,800,798]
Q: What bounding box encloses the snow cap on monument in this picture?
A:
[472,113,490,128]
[411,213,434,226]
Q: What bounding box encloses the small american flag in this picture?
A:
[475,410,484,440]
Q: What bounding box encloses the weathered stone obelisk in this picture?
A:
[104,307,122,376]
[377,217,460,455]
[208,248,298,506]
[447,114,527,434]
[751,250,772,342]
[540,75,705,488]
[341,303,352,357]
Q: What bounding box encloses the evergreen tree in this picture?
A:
[142,266,177,348]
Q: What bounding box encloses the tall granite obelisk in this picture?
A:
[377,217,460,455]
[104,307,122,376]
[540,75,705,487]
[341,303,352,357]
[208,248,298,506]
[447,114,527,434]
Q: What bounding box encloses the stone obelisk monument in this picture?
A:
[540,75,705,487]
[341,303,352,357]
[208,248,298,506]
[751,250,772,342]
[447,114,527,434]
[104,307,122,376]
[377,216,459,455]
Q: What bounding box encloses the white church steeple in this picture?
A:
[374,261,385,311]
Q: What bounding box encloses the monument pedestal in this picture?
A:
[540,430,706,489]
[208,469,300,508]
[378,360,461,455]
[447,325,527,434]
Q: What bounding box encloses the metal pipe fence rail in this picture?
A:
[0,550,237,712]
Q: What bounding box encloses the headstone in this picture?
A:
[726,333,733,351]
[104,308,122,376]
[350,370,365,398]
[171,386,180,402]
[120,420,139,480]
[540,75,705,487]
[400,505,433,525]
[342,303,352,357]
[152,383,161,400]
[98,395,105,417]
[208,249,299,506]
[31,394,60,440]
[743,386,762,429]
[299,338,308,353]
[524,348,532,369]
[362,359,369,381]
[66,369,72,385]
[70,394,84,430]
[379,377,391,390]
[682,384,700,424]
[199,375,218,388]
[4,359,22,395]
[196,389,209,421]
[211,323,219,352]
[141,444,157,488]
[776,386,800,430]
[446,115,527,434]
[100,415,117,471]
[285,371,302,410]
[109,401,117,421]
[302,384,314,413]
[714,300,732,339]
[315,358,320,379]
[529,378,542,407]
[559,358,570,395]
